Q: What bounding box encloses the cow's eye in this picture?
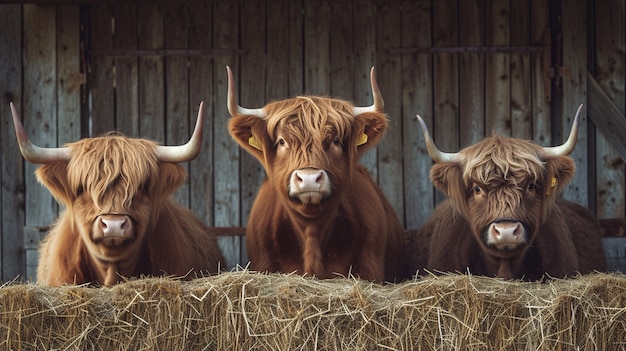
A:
[473,186,482,194]
[333,138,341,146]
[278,138,286,146]
[527,183,537,191]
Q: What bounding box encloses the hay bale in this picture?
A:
[0,271,625,350]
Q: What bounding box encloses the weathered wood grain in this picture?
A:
[432,0,459,205]
[240,0,267,266]
[560,0,589,207]
[57,6,81,146]
[376,0,404,220]
[485,0,510,136]
[0,5,25,281]
[353,0,378,180]
[23,5,58,228]
[138,5,164,141]
[212,1,240,269]
[187,2,214,227]
[23,5,58,281]
[164,4,191,206]
[401,0,434,229]
[592,0,625,219]
[510,0,532,139]
[304,0,330,95]
[112,4,139,137]
[530,0,551,146]
[459,0,485,147]
[89,5,114,136]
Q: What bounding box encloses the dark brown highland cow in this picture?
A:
[410,105,606,281]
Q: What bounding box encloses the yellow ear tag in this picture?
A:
[546,177,557,195]
[248,136,262,150]
[356,133,368,146]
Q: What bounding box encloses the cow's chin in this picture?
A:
[92,235,135,248]
[291,191,329,205]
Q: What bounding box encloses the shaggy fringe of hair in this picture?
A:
[1,270,625,350]
[462,136,546,189]
[66,135,160,211]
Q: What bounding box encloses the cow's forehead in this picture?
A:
[265,96,355,139]
[66,135,159,196]
[462,135,546,185]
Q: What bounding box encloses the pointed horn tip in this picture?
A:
[194,101,205,130]
[574,104,583,123]
[415,115,430,135]
[9,102,28,144]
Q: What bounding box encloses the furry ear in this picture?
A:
[430,163,468,214]
[152,163,187,197]
[544,155,576,197]
[228,115,268,164]
[35,162,74,206]
[353,112,388,157]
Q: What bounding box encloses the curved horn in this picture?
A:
[537,104,583,160]
[10,102,71,164]
[226,66,266,118]
[156,101,205,163]
[353,66,385,115]
[416,114,464,164]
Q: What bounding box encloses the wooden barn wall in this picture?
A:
[0,0,624,281]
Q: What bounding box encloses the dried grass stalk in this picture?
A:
[0,271,625,350]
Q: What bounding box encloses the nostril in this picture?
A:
[513,223,523,237]
[315,172,324,184]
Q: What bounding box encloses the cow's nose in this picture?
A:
[99,216,130,237]
[293,169,325,192]
[491,221,523,242]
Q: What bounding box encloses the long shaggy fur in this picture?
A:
[35,134,224,286]
[409,134,606,281]
[229,95,406,283]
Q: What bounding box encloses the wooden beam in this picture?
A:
[587,72,626,162]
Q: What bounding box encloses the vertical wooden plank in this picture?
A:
[459,0,485,146]
[510,0,532,139]
[138,5,164,141]
[50,5,81,280]
[594,0,625,218]
[0,4,25,281]
[240,0,267,267]
[23,5,57,280]
[376,0,404,220]
[530,0,551,146]
[330,0,353,99]
[353,0,378,180]
[401,0,433,229]
[561,0,588,206]
[112,4,139,136]
[287,0,304,96]
[485,0,510,136]
[188,3,213,228]
[164,4,190,206]
[23,5,57,227]
[213,0,240,269]
[57,6,81,146]
[433,0,459,204]
[267,0,290,100]
[89,5,114,136]
[304,0,330,94]
[603,237,626,273]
